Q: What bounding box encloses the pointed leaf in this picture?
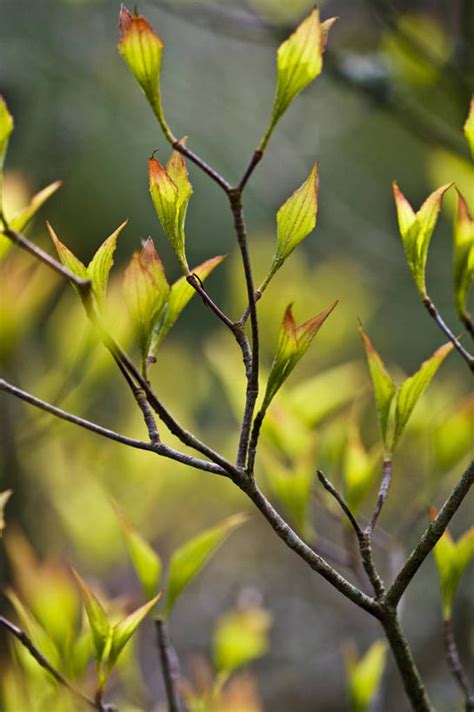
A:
[0,96,14,168]
[344,641,387,712]
[453,191,474,322]
[72,569,111,664]
[6,181,62,233]
[164,514,247,618]
[47,223,88,285]
[115,505,162,599]
[358,324,396,449]
[393,182,452,297]
[343,427,381,514]
[393,342,453,448]
[0,489,12,537]
[118,6,163,106]
[263,301,337,411]
[148,255,224,357]
[268,11,335,137]
[87,221,126,311]
[213,606,272,674]
[109,593,161,667]
[273,164,318,274]
[432,516,474,618]
[464,97,474,157]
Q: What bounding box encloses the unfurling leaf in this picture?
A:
[148,254,224,357]
[464,97,474,157]
[262,11,335,149]
[213,605,272,674]
[118,6,171,138]
[393,182,452,297]
[109,593,161,668]
[72,569,111,665]
[358,324,396,450]
[262,301,337,412]
[0,489,12,537]
[344,640,387,712]
[164,514,247,618]
[453,191,474,325]
[115,504,162,599]
[123,239,170,365]
[271,164,318,277]
[343,426,381,514]
[149,153,192,271]
[432,515,474,618]
[393,342,453,448]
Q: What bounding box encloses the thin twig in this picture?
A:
[0,615,98,710]
[156,618,183,712]
[172,141,232,194]
[442,617,474,711]
[238,149,263,191]
[317,470,363,537]
[423,297,474,372]
[367,458,393,534]
[186,273,235,330]
[385,460,474,607]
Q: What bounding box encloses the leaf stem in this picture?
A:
[423,296,474,372]
[366,458,393,534]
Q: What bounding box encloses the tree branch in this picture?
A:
[172,141,232,194]
[423,297,474,372]
[385,460,474,607]
[155,618,183,712]
[442,617,474,711]
[366,458,393,534]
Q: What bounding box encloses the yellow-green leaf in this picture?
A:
[344,640,387,712]
[109,593,161,668]
[273,164,318,274]
[164,514,247,618]
[72,569,111,664]
[393,182,452,298]
[453,190,474,324]
[263,11,335,147]
[0,489,12,537]
[432,516,474,618]
[5,181,62,234]
[115,505,162,600]
[263,301,337,411]
[213,605,272,674]
[0,96,13,168]
[358,324,396,449]
[48,223,88,283]
[464,97,474,157]
[87,221,126,311]
[393,342,453,448]
[343,426,381,514]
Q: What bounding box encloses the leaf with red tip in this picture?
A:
[393,182,452,297]
[118,6,163,105]
[453,190,474,324]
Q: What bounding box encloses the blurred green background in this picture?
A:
[0,0,473,710]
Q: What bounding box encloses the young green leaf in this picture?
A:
[271,164,318,276]
[262,11,336,149]
[72,569,111,665]
[358,324,396,450]
[344,641,387,712]
[4,181,62,233]
[262,301,338,412]
[115,504,162,599]
[0,489,12,537]
[149,153,192,271]
[47,222,89,283]
[213,605,272,674]
[393,182,452,298]
[464,96,474,157]
[393,342,453,448]
[87,221,126,311]
[164,514,247,618]
[453,190,474,325]
[0,96,14,169]
[343,426,381,514]
[148,254,224,358]
[108,593,161,668]
[432,515,474,618]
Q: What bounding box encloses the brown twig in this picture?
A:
[156,618,183,712]
[423,297,474,372]
[367,458,393,534]
[442,617,474,711]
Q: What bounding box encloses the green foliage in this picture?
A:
[213,605,272,674]
[344,640,387,712]
[343,426,381,514]
[464,98,474,157]
[115,505,162,600]
[453,191,474,325]
[432,519,474,619]
[0,489,12,537]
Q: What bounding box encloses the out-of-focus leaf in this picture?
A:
[464,97,474,157]
[0,96,13,174]
[393,182,452,298]
[164,514,247,618]
[453,191,474,325]
[343,427,381,514]
[262,10,335,147]
[149,153,192,270]
[87,221,126,310]
[149,255,224,357]
[109,594,161,668]
[344,640,387,712]
[6,589,60,670]
[393,342,453,448]
[72,570,111,665]
[213,606,272,674]
[432,395,474,473]
[271,164,318,276]
[5,181,62,234]
[358,324,396,450]
[115,505,162,599]
[0,489,12,536]
[262,301,337,411]
[432,516,474,618]
[263,455,312,535]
